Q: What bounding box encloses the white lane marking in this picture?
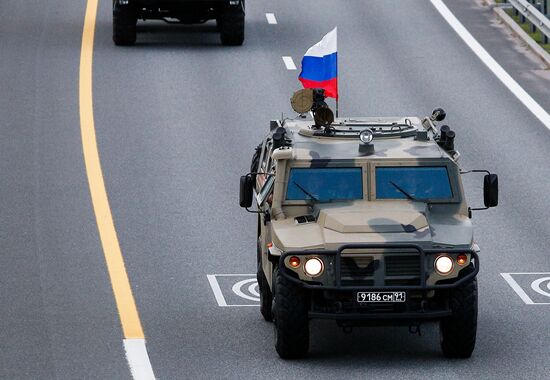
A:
[431,0,550,130]
[219,304,259,307]
[207,274,228,307]
[266,13,277,25]
[232,278,260,302]
[123,339,156,380]
[501,273,536,304]
[282,56,297,70]
[531,277,550,298]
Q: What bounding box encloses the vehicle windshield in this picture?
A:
[286,168,363,202]
[376,166,453,200]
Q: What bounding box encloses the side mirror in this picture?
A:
[483,174,498,208]
[239,175,254,208]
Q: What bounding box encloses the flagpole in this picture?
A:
[336,27,338,119]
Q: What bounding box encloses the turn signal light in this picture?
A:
[289,256,301,268]
[456,254,468,266]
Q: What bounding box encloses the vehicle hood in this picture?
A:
[271,202,473,251]
[321,208,428,233]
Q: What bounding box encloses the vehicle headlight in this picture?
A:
[359,128,374,144]
[304,257,324,277]
[434,255,453,275]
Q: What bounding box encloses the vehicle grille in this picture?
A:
[385,255,421,276]
[339,251,422,286]
[341,256,375,286]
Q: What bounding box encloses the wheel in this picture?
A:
[440,267,478,358]
[273,267,309,359]
[113,1,137,46]
[218,1,245,46]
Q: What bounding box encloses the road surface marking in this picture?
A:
[266,13,277,25]
[80,0,155,378]
[501,273,550,305]
[283,56,297,70]
[248,282,260,297]
[501,273,535,304]
[207,274,260,307]
[124,339,156,380]
[207,274,228,307]
[530,277,550,298]
[431,0,550,131]
[232,278,260,302]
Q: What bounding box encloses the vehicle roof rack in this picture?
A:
[300,120,418,139]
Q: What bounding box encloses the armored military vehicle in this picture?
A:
[113,0,245,46]
[239,89,498,359]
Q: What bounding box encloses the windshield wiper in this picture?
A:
[293,181,319,201]
[390,181,416,201]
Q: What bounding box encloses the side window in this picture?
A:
[257,176,275,207]
[260,140,274,174]
[256,140,273,190]
[257,139,275,206]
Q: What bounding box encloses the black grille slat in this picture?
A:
[385,256,421,277]
[385,278,420,286]
[341,279,375,286]
[340,257,375,279]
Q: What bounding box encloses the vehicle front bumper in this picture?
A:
[278,243,478,322]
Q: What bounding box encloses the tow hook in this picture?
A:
[408,324,422,336]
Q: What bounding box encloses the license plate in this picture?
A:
[357,291,406,303]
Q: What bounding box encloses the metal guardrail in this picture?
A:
[500,0,550,44]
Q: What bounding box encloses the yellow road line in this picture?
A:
[79,0,144,339]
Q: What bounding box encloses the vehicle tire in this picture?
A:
[257,238,273,321]
[113,1,137,46]
[218,2,245,46]
[440,268,477,358]
[257,263,273,322]
[273,267,309,359]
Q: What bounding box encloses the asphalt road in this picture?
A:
[1,0,549,378]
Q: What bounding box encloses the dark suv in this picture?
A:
[113,0,245,46]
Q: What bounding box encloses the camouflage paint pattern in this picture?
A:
[254,115,475,290]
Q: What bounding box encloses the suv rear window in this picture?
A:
[286,168,363,202]
[376,166,452,200]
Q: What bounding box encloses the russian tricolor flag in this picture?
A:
[299,27,338,99]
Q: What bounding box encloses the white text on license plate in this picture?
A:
[357,292,406,303]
